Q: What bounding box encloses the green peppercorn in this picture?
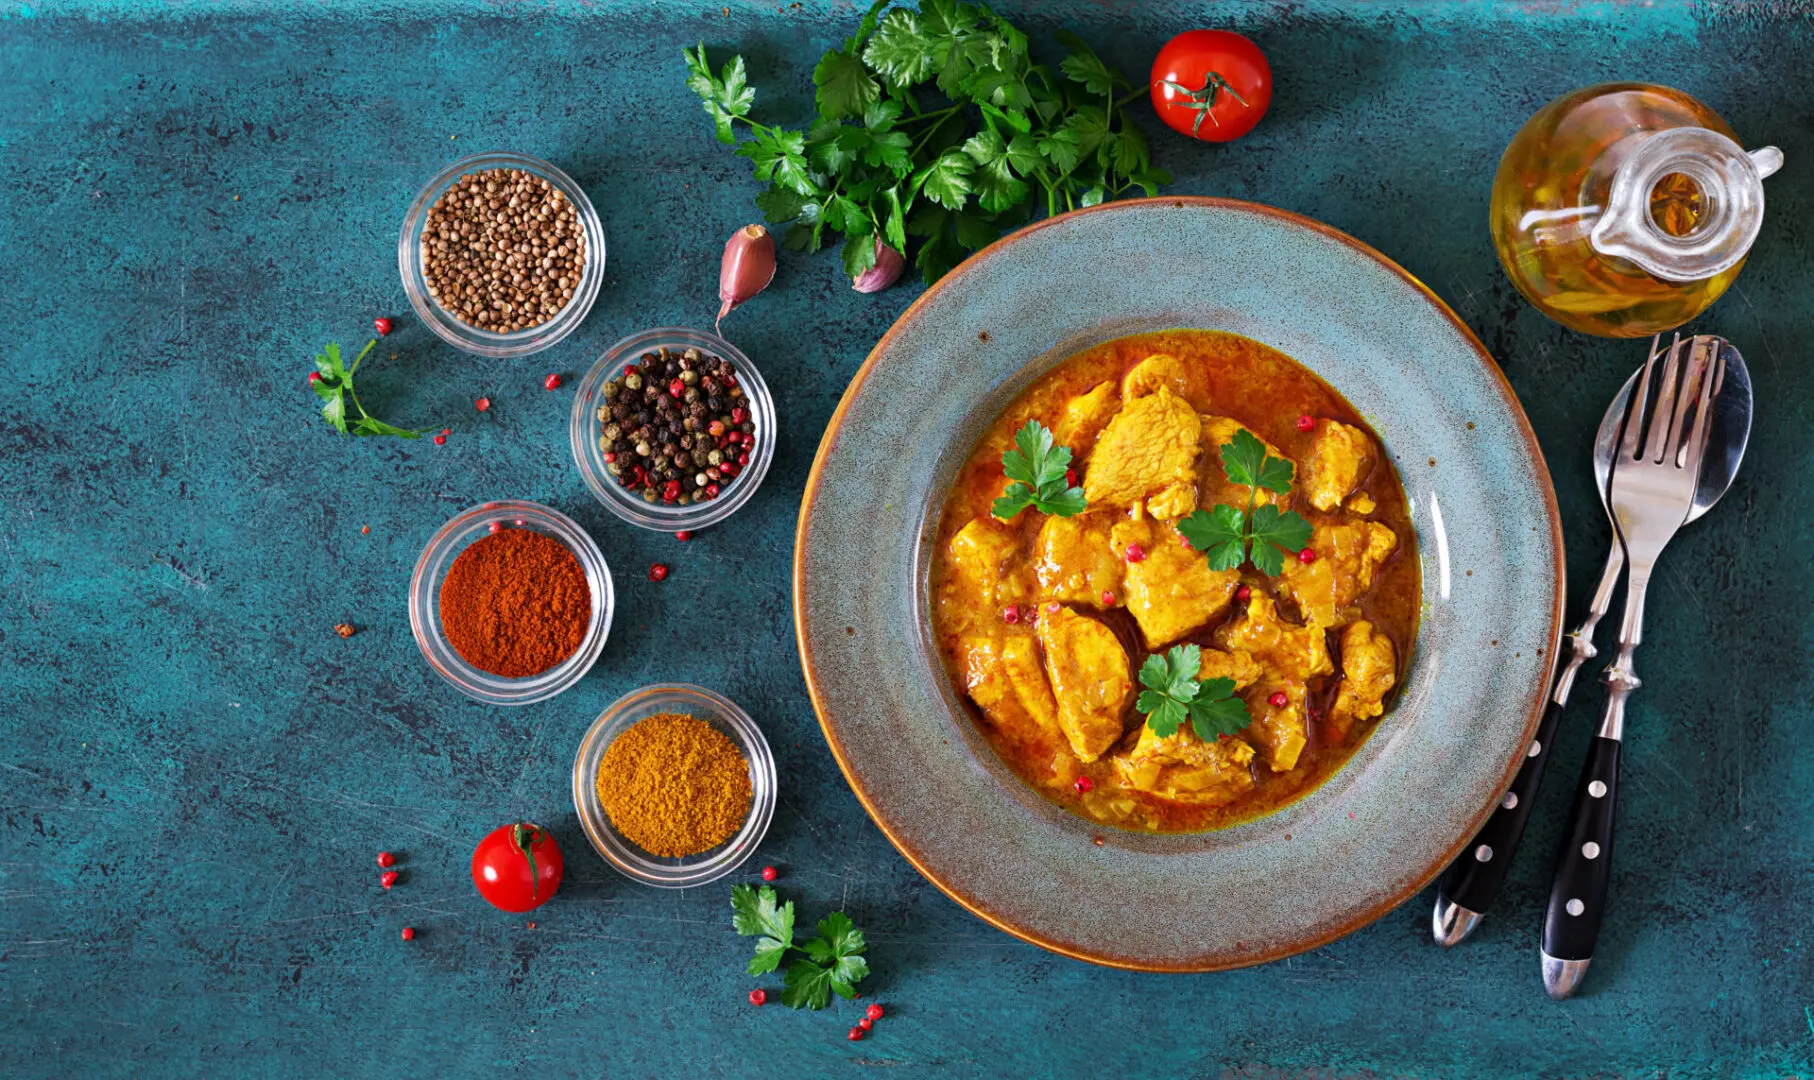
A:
[624,372,643,391]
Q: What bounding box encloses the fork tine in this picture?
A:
[1680,339,1723,478]
[1622,334,1667,462]
[1665,336,1711,461]
[1644,334,1687,463]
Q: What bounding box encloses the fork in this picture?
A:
[1540,333,1723,1000]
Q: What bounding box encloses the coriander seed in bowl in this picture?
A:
[399,152,605,358]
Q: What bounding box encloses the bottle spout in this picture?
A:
[1589,127,1770,284]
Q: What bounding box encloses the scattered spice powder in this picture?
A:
[439,528,590,677]
[595,712,751,858]
[334,622,357,638]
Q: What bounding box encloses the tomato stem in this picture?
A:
[1156,72,1250,137]
[511,822,544,901]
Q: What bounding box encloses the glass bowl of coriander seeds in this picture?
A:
[572,683,777,888]
[569,326,777,531]
[399,151,606,358]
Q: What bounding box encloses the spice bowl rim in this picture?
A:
[409,499,614,706]
[398,150,607,359]
[568,326,777,532]
[571,682,777,889]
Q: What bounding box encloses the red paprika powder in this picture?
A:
[439,528,590,677]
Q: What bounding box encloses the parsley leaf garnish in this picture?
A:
[1136,644,1252,742]
[685,3,1168,285]
[731,882,795,976]
[731,885,869,1010]
[1179,428,1313,575]
[991,419,1086,520]
[311,339,430,440]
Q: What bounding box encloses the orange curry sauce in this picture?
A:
[930,330,1421,832]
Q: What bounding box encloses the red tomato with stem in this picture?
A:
[1149,30,1272,143]
[471,822,563,913]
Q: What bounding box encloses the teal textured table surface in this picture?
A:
[3,2,1812,1077]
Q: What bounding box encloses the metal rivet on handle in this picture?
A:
[1589,781,1607,798]
[1502,792,1518,810]
[1566,898,1585,916]
[1582,842,1601,860]
[1528,741,1542,758]
[1474,845,1493,863]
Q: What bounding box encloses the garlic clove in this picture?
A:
[851,238,906,294]
[717,224,776,334]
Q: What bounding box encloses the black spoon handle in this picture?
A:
[1437,697,1566,914]
[1543,735,1621,965]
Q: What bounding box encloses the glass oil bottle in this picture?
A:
[1490,83,1782,338]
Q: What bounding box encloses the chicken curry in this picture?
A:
[930,330,1420,832]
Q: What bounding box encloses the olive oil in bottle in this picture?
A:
[1490,83,1782,338]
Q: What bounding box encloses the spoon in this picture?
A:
[1433,335,1751,947]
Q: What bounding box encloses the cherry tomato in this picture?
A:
[1149,30,1272,143]
[471,822,563,913]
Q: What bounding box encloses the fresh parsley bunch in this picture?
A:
[1178,428,1313,575]
[1137,644,1251,741]
[732,883,869,1010]
[991,419,1086,519]
[685,0,1167,286]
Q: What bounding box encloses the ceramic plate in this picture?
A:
[793,198,1563,971]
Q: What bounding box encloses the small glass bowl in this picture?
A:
[572,683,777,888]
[569,326,777,532]
[409,500,614,706]
[398,151,606,358]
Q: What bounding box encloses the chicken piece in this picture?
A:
[1121,352,1212,409]
[1198,646,1265,690]
[948,517,1018,604]
[1198,416,1289,512]
[960,633,1060,749]
[1217,595,1333,771]
[1145,482,1197,521]
[1052,381,1120,463]
[1303,420,1375,512]
[1330,620,1396,740]
[1037,606,1132,762]
[1034,512,1121,608]
[1117,723,1256,806]
[1277,521,1398,629]
[1109,515,1239,649]
[1347,491,1377,515]
[1241,680,1310,772]
[1083,387,1201,510]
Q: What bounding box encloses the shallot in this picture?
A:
[851,238,906,294]
[717,224,776,334]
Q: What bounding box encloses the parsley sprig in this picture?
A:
[732,884,870,1010]
[1136,644,1251,741]
[685,0,1168,285]
[310,340,430,439]
[1178,429,1313,576]
[990,419,1086,519]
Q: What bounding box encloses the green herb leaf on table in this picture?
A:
[1136,644,1252,742]
[684,2,1166,285]
[991,419,1086,520]
[1179,429,1312,574]
[731,884,868,1009]
[730,882,796,975]
[309,339,428,440]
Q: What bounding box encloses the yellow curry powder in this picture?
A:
[596,712,752,858]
